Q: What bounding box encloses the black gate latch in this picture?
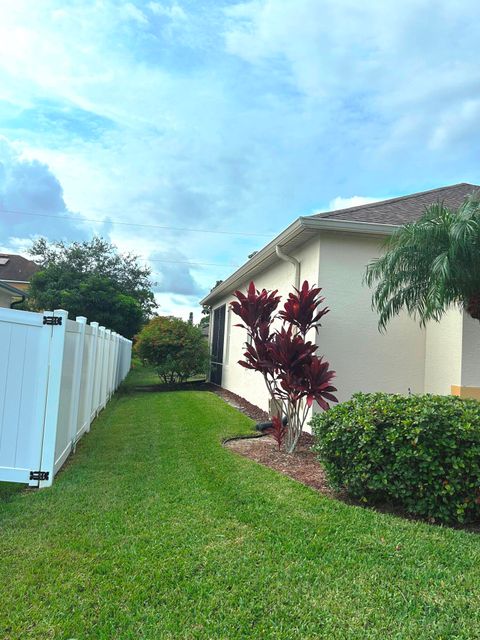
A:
[43,316,62,326]
[30,471,50,481]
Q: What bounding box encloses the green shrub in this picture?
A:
[135,316,209,384]
[311,393,480,524]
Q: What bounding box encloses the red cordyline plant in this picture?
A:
[231,280,337,453]
[266,415,287,451]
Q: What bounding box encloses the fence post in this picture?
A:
[39,309,68,488]
[112,332,119,392]
[102,329,111,408]
[97,326,106,411]
[107,331,114,398]
[125,340,132,380]
[108,332,116,398]
[69,316,87,450]
[116,335,122,388]
[86,322,99,430]
[107,329,113,404]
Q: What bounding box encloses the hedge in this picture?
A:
[311,393,480,524]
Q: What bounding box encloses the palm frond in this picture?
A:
[365,196,480,329]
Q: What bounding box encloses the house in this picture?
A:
[0,254,39,308]
[200,183,480,418]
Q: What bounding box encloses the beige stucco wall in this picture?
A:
[212,236,321,414]
[0,290,12,308]
[211,229,428,415]
[424,308,463,394]
[318,232,426,402]
[423,309,480,395]
[460,314,480,388]
[0,280,28,309]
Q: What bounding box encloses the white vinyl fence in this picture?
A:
[0,307,132,488]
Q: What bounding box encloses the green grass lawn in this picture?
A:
[125,361,206,388]
[1,375,480,639]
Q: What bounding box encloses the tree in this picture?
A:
[230,281,337,453]
[365,195,480,329]
[28,237,155,338]
[135,316,210,384]
[201,280,224,317]
[199,315,209,330]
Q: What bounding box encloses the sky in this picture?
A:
[0,0,479,321]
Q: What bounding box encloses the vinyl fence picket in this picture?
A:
[0,308,132,488]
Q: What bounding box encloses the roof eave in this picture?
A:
[200,217,398,306]
[200,217,304,306]
[0,281,29,297]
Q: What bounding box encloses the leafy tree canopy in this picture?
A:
[365,195,480,329]
[28,237,155,338]
[135,315,209,384]
[199,315,209,329]
[201,279,223,316]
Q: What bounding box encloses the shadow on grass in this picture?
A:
[132,380,210,393]
[0,482,25,503]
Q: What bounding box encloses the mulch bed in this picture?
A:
[213,386,270,423]
[214,390,339,497]
[225,431,342,499]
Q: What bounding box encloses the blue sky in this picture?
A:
[0,0,479,319]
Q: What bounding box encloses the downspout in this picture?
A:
[10,294,26,309]
[275,245,300,289]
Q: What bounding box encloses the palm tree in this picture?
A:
[365,194,480,330]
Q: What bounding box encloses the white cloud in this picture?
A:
[224,0,480,150]
[121,3,149,25]
[328,196,382,211]
[148,2,187,21]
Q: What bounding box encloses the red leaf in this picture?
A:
[278,280,329,336]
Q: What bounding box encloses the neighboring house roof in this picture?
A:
[0,253,40,283]
[201,182,480,307]
[313,183,480,226]
[0,281,29,297]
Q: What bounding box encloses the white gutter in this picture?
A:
[298,216,397,235]
[275,245,300,289]
[0,279,30,284]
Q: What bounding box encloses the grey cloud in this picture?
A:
[149,249,204,296]
[0,138,89,246]
[2,159,65,213]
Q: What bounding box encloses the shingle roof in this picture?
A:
[312,183,480,226]
[0,254,39,283]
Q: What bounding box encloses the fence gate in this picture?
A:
[0,308,53,486]
[0,307,132,488]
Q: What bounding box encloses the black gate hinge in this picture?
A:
[43,316,62,326]
[30,470,50,481]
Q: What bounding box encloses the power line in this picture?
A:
[0,208,275,238]
[147,258,239,268]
